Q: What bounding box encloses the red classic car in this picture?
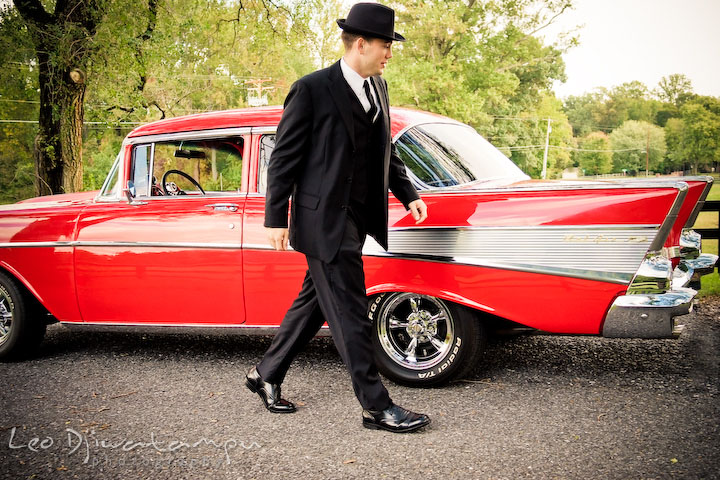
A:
[0,106,717,386]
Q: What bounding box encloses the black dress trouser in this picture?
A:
[256,210,392,411]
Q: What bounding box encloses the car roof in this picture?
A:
[127,105,458,139]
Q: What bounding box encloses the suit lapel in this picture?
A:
[370,76,389,147]
[327,61,355,149]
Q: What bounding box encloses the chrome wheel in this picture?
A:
[376,293,455,370]
[0,289,13,347]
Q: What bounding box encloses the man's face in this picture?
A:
[359,38,393,77]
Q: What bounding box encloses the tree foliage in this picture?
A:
[609,120,666,175]
[385,0,576,178]
[574,131,612,175]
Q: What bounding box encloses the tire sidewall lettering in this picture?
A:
[418,336,462,378]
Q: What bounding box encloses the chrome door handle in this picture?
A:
[206,203,240,212]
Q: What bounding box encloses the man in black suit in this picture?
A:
[245,2,430,433]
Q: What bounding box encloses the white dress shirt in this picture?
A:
[340,57,380,122]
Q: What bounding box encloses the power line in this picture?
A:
[0,119,142,125]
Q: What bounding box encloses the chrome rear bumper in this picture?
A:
[602,287,696,338]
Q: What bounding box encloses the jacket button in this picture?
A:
[340,204,348,210]
[345,177,352,183]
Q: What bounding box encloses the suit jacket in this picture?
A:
[264,60,420,263]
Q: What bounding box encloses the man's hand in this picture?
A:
[408,199,428,224]
[266,227,290,251]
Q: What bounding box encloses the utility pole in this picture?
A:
[245,78,274,107]
[541,118,552,179]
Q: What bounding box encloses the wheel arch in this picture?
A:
[366,282,497,317]
[0,263,53,322]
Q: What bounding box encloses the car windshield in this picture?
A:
[98,151,122,199]
[395,122,529,189]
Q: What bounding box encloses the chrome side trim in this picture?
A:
[126,127,252,145]
[0,241,243,249]
[649,181,688,252]
[363,225,659,280]
[602,287,696,338]
[61,322,331,336]
[418,179,693,195]
[684,176,714,227]
[0,242,75,248]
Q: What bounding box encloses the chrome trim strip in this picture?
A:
[602,287,696,338]
[251,126,277,135]
[364,226,659,277]
[649,181,688,252]
[0,241,243,249]
[685,176,714,227]
[126,127,252,145]
[417,179,693,195]
[61,322,331,336]
[0,242,75,248]
[391,120,463,143]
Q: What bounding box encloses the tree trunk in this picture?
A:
[34,50,62,196]
[15,0,105,196]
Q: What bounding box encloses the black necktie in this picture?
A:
[363,79,377,121]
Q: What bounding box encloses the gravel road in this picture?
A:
[1,297,718,480]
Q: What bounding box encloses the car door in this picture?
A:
[241,132,310,327]
[74,132,249,325]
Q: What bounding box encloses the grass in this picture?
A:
[693,174,720,296]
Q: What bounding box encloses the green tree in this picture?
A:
[386,0,576,177]
[609,120,666,175]
[12,0,110,195]
[674,96,720,174]
[656,73,693,107]
[663,117,686,172]
[575,131,612,175]
[0,5,39,203]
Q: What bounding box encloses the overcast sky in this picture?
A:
[542,0,720,99]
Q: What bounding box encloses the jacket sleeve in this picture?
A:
[380,77,420,208]
[264,80,313,228]
[388,141,420,208]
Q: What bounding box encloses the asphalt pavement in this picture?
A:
[1,298,718,480]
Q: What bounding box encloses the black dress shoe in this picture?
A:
[362,403,431,433]
[245,366,296,414]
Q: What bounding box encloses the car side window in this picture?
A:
[132,144,152,196]
[257,134,275,195]
[131,137,244,197]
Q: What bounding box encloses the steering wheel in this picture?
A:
[162,169,205,195]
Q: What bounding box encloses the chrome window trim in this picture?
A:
[391,120,462,143]
[251,126,277,135]
[125,127,252,145]
[95,152,122,202]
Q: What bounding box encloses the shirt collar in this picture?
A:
[340,57,367,92]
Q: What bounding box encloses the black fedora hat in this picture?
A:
[336,3,405,42]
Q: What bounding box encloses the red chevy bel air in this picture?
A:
[0,106,716,386]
